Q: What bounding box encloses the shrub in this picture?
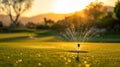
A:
[51,23,67,32]
[36,25,50,29]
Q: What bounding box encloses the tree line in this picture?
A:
[0,0,120,32]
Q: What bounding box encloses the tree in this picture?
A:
[26,22,36,28]
[0,21,3,28]
[0,0,33,29]
[114,0,120,21]
[44,18,55,25]
[84,1,107,22]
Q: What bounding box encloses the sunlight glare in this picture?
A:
[53,0,95,13]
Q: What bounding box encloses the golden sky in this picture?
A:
[22,0,118,17]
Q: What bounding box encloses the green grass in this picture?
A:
[90,32,120,42]
[0,30,120,67]
[0,29,120,42]
[0,30,61,42]
[0,42,120,67]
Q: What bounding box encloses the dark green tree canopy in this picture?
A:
[84,1,107,21]
[114,1,120,20]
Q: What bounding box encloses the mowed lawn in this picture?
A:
[0,42,120,67]
[0,29,120,42]
[0,30,120,67]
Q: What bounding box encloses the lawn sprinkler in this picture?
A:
[77,44,80,51]
[75,44,80,62]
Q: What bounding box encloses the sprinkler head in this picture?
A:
[77,44,80,48]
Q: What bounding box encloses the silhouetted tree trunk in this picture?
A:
[0,0,33,29]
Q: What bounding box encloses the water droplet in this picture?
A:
[18,59,22,62]
[37,54,41,57]
[16,61,18,64]
[20,53,23,55]
[7,56,10,59]
[65,62,68,64]
[68,59,71,63]
[38,63,42,66]
[85,63,90,67]
[91,56,94,58]
[84,61,87,64]
[64,57,67,60]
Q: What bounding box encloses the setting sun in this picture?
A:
[22,0,117,17]
[52,0,95,13]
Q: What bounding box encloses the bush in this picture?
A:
[36,25,50,29]
[51,23,67,32]
[26,22,36,29]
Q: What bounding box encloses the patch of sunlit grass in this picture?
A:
[0,33,35,39]
[0,43,120,67]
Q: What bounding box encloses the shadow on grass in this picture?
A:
[35,30,58,37]
[35,31,61,42]
[0,36,29,42]
[67,50,88,53]
[0,30,61,42]
[1,29,120,42]
[0,29,35,33]
[88,38,120,43]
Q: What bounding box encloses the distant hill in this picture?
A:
[0,6,114,26]
[0,14,30,26]
[0,14,10,26]
[29,13,71,23]
[0,13,71,26]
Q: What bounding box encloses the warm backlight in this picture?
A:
[52,0,94,13]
